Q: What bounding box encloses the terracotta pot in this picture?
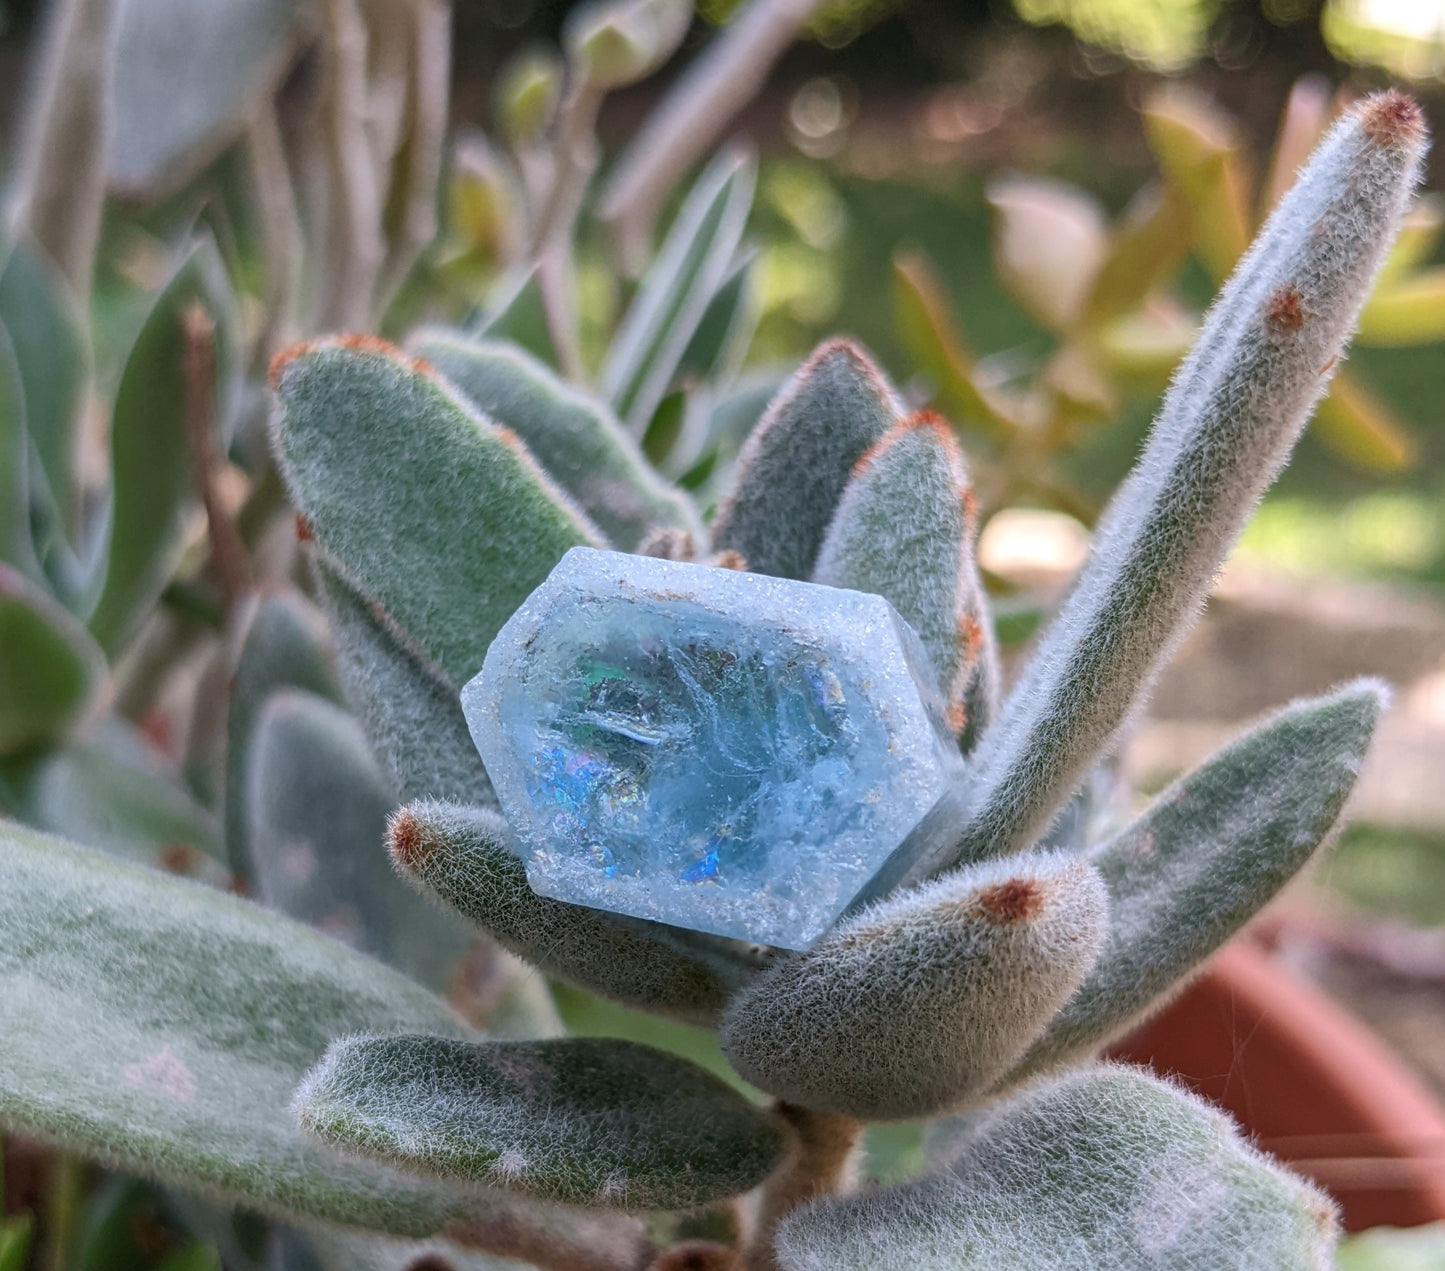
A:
[1108,940,1445,1232]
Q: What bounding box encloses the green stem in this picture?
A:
[43,1154,82,1271]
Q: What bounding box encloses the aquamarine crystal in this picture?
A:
[463,548,966,949]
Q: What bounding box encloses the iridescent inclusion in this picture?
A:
[464,548,965,949]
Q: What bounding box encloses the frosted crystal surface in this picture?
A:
[463,547,966,949]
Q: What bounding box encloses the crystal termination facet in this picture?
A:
[463,548,965,950]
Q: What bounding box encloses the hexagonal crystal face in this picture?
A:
[463,548,965,949]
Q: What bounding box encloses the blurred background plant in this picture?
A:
[2,0,1445,1266]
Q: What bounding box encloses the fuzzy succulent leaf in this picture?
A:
[0,561,106,756]
[0,721,223,880]
[314,561,496,808]
[775,1065,1337,1270]
[812,412,998,749]
[89,237,238,654]
[711,339,903,579]
[934,93,1427,875]
[294,1033,784,1211]
[271,337,600,688]
[409,331,701,549]
[0,238,90,530]
[0,820,479,1235]
[720,852,1107,1120]
[107,0,309,196]
[224,589,342,877]
[245,688,473,991]
[387,799,734,1024]
[1011,681,1384,1080]
[601,150,755,430]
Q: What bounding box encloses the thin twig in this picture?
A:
[5,0,115,300]
[748,1103,862,1271]
[315,0,385,330]
[597,0,826,269]
[374,0,452,310]
[182,305,250,615]
[244,102,306,355]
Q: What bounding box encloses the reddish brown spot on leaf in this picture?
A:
[900,409,954,444]
[335,332,406,359]
[267,340,313,388]
[295,514,314,543]
[977,877,1045,924]
[387,810,434,872]
[945,701,967,736]
[1360,89,1425,148]
[1266,286,1305,336]
[158,843,202,875]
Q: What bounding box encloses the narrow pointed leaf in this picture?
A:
[986,175,1106,333]
[0,239,90,529]
[314,560,496,808]
[776,1066,1337,1270]
[1012,682,1384,1079]
[107,0,309,196]
[295,1033,784,1210]
[388,800,734,1024]
[601,151,755,430]
[675,249,757,385]
[411,331,701,549]
[89,237,239,654]
[720,852,1106,1120]
[245,688,472,991]
[1311,370,1416,472]
[1082,181,1193,325]
[1356,265,1445,345]
[0,562,106,755]
[271,337,600,689]
[0,821,475,1235]
[934,93,1427,875]
[224,589,342,877]
[0,322,32,574]
[890,251,1014,445]
[711,339,902,579]
[812,413,998,747]
[475,268,557,367]
[0,721,222,879]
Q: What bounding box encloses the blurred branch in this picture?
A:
[598,0,826,269]
[375,0,453,310]
[315,0,384,330]
[5,0,117,300]
[244,102,305,354]
[748,1104,861,1271]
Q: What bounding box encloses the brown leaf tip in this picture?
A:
[1360,89,1425,148]
[295,514,314,543]
[900,409,954,443]
[977,877,1045,924]
[639,526,698,562]
[387,810,435,873]
[267,340,313,389]
[1266,285,1305,336]
[945,701,967,736]
[712,549,748,571]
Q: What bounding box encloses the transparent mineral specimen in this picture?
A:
[463,547,966,949]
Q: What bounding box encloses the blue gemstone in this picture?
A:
[463,548,966,950]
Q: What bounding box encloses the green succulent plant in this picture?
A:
[0,0,1434,1265]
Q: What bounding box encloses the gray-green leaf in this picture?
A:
[388,799,735,1024]
[88,237,239,654]
[0,562,106,756]
[294,1033,784,1210]
[711,339,902,580]
[1011,680,1385,1080]
[0,820,475,1235]
[271,337,600,689]
[720,851,1106,1120]
[410,331,701,550]
[812,412,998,747]
[934,93,1426,874]
[775,1066,1337,1270]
